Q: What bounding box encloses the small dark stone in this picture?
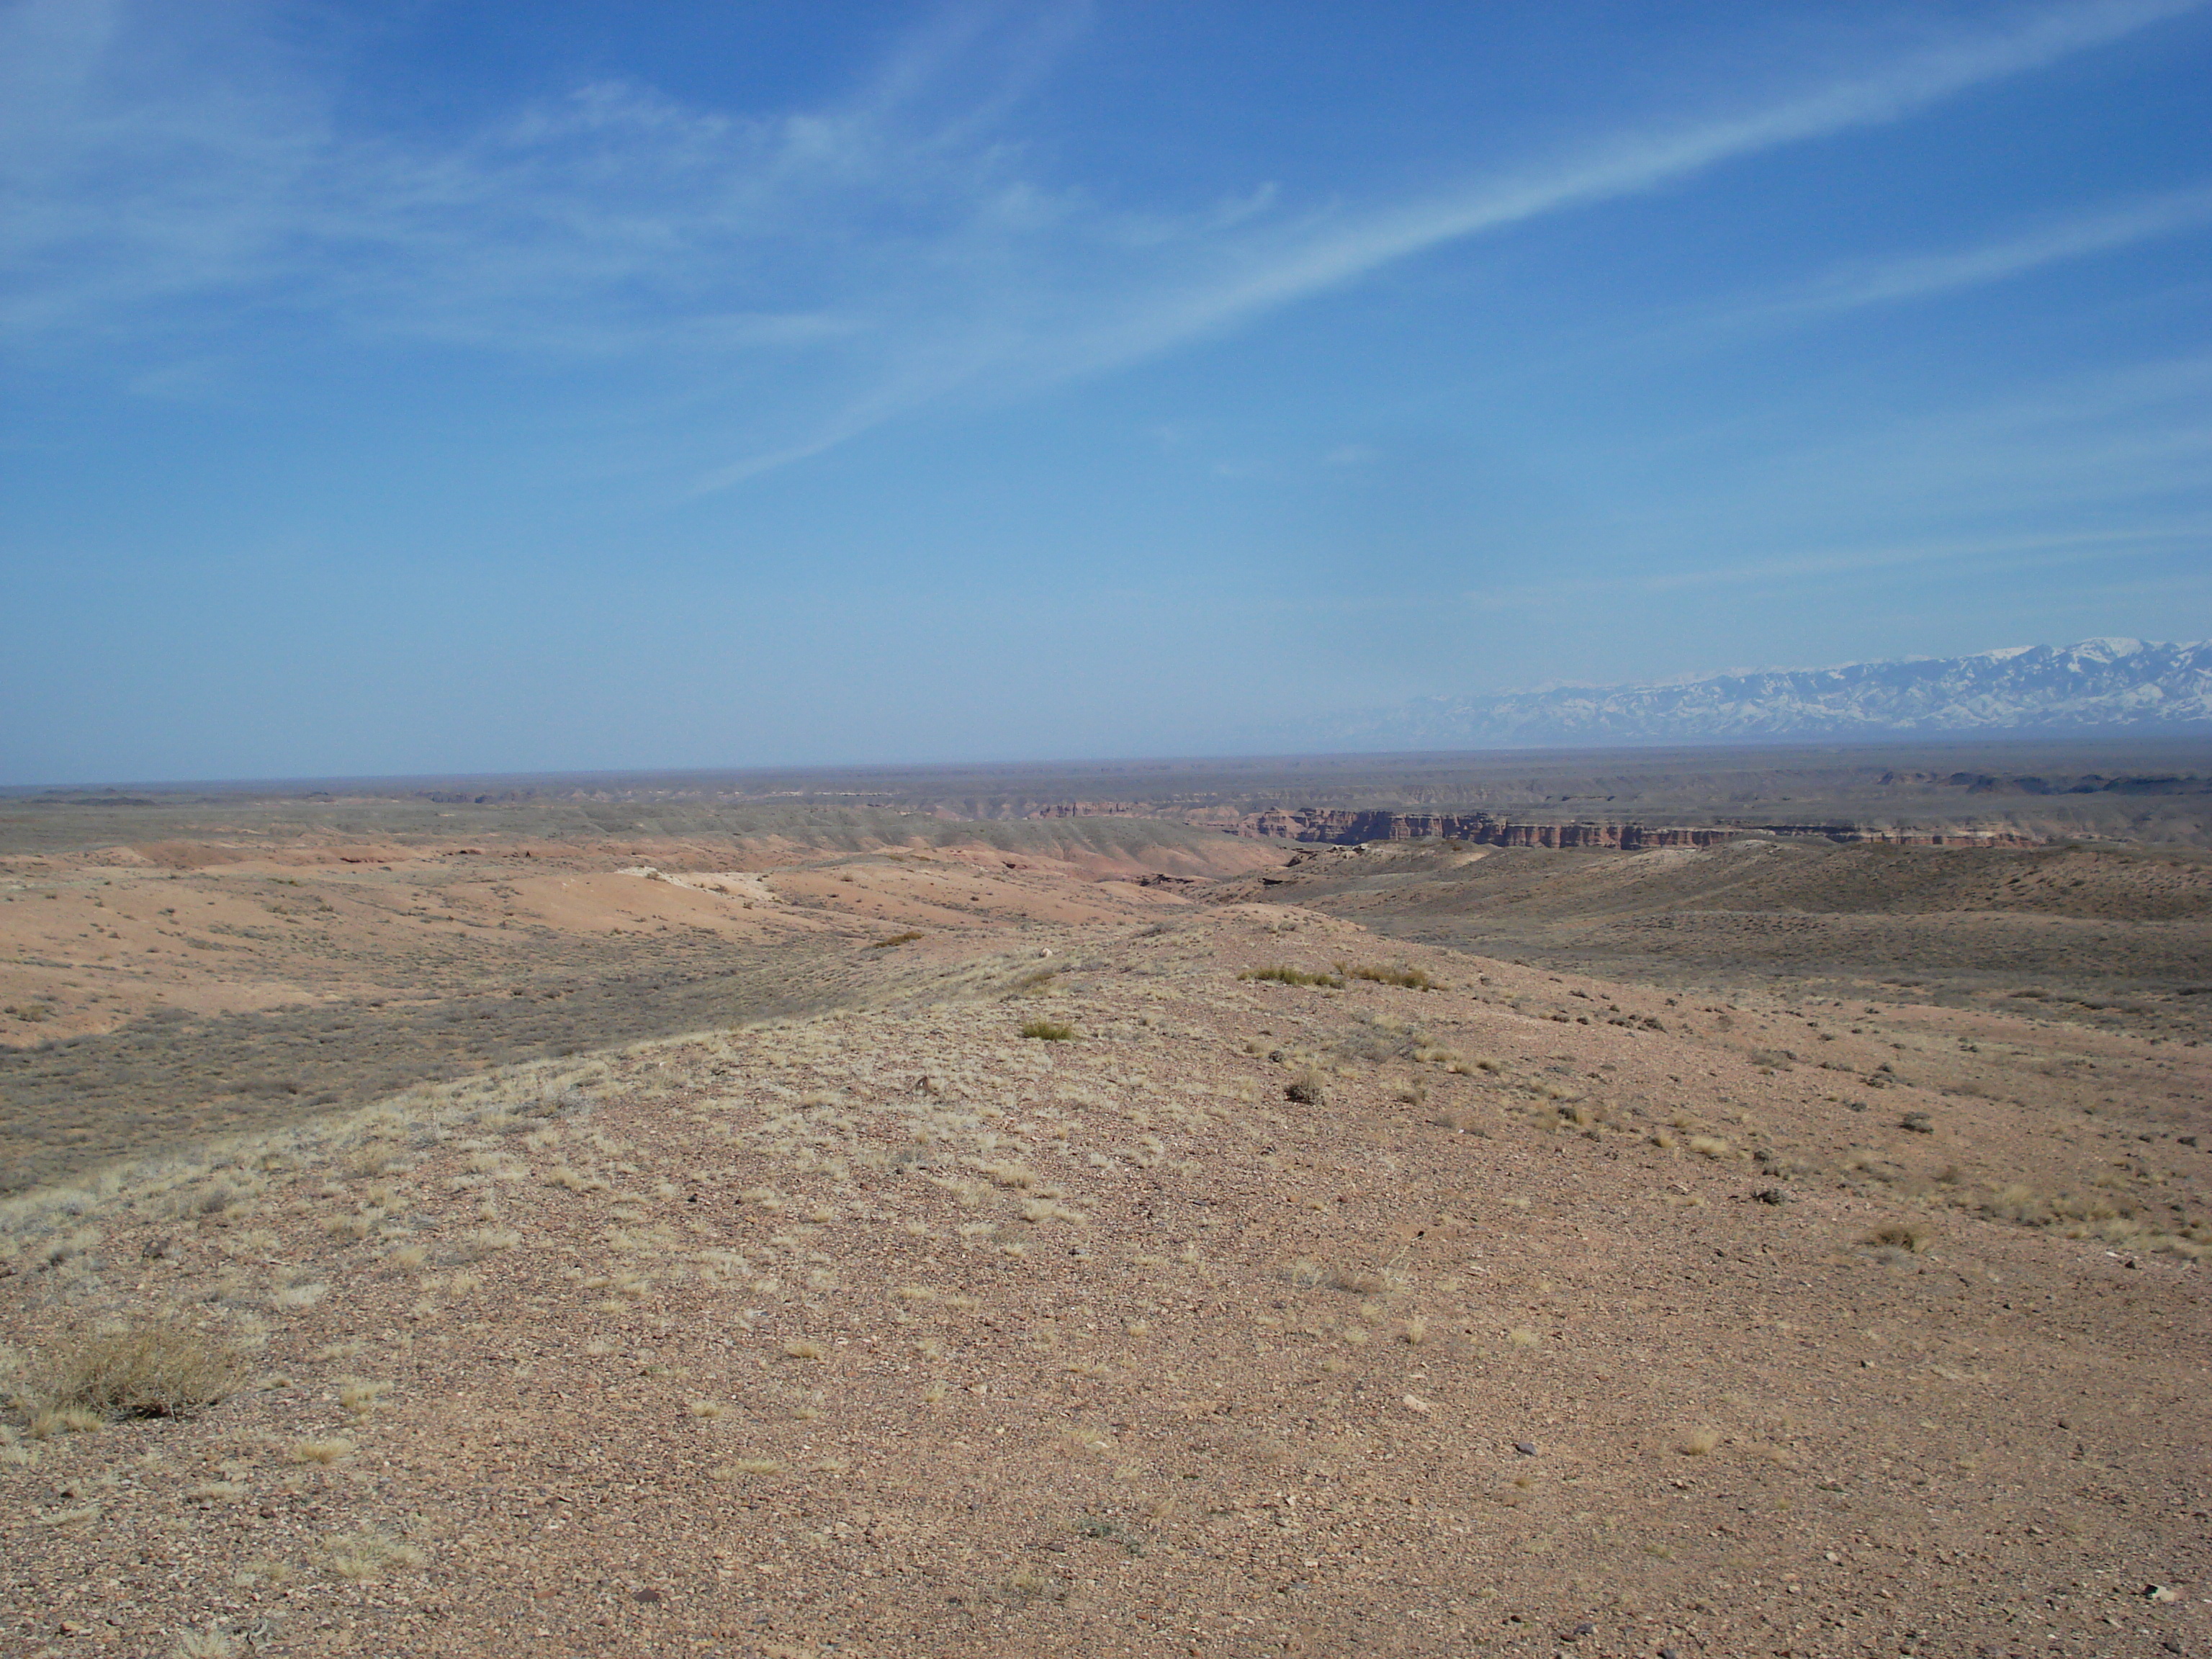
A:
[1753,1186,1790,1205]
[1514,1442,1537,1456]
[1900,1112,1934,1133]
[632,1588,662,1604]
[1567,1622,1596,1638]
[1660,1648,1682,1659]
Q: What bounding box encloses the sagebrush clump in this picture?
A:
[17,1325,243,1424]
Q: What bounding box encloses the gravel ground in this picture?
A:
[3,902,2206,1658]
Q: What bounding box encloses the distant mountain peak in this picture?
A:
[1324,637,2212,750]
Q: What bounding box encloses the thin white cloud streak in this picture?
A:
[1789,186,2212,313]
[1591,179,2212,377]
[1627,185,2212,356]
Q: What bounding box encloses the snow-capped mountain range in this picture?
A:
[1327,638,2212,748]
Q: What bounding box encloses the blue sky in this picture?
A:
[3,0,2208,783]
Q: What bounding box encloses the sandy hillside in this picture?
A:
[2,894,2206,1658]
[0,823,1278,1197]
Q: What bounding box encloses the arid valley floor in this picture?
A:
[1,770,2207,1658]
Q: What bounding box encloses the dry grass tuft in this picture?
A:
[1864,1223,1929,1253]
[337,1378,390,1416]
[1687,1135,1735,1160]
[289,1437,356,1465]
[1018,1017,1078,1040]
[782,1338,827,1361]
[27,1406,104,1439]
[322,1527,428,1580]
[20,1325,243,1422]
[1676,1426,1722,1456]
[714,1457,786,1477]
[869,930,926,948]
[172,1626,242,1658]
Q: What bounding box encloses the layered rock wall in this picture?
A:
[1024,801,2038,848]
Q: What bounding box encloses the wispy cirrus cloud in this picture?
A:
[1,0,2202,492]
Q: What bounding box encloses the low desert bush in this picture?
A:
[869,931,925,949]
[1341,963,1438,991]
[19,1326,243,1422]
[1239,965,1346,989]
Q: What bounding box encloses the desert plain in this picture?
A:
[0,750,2206,1658]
